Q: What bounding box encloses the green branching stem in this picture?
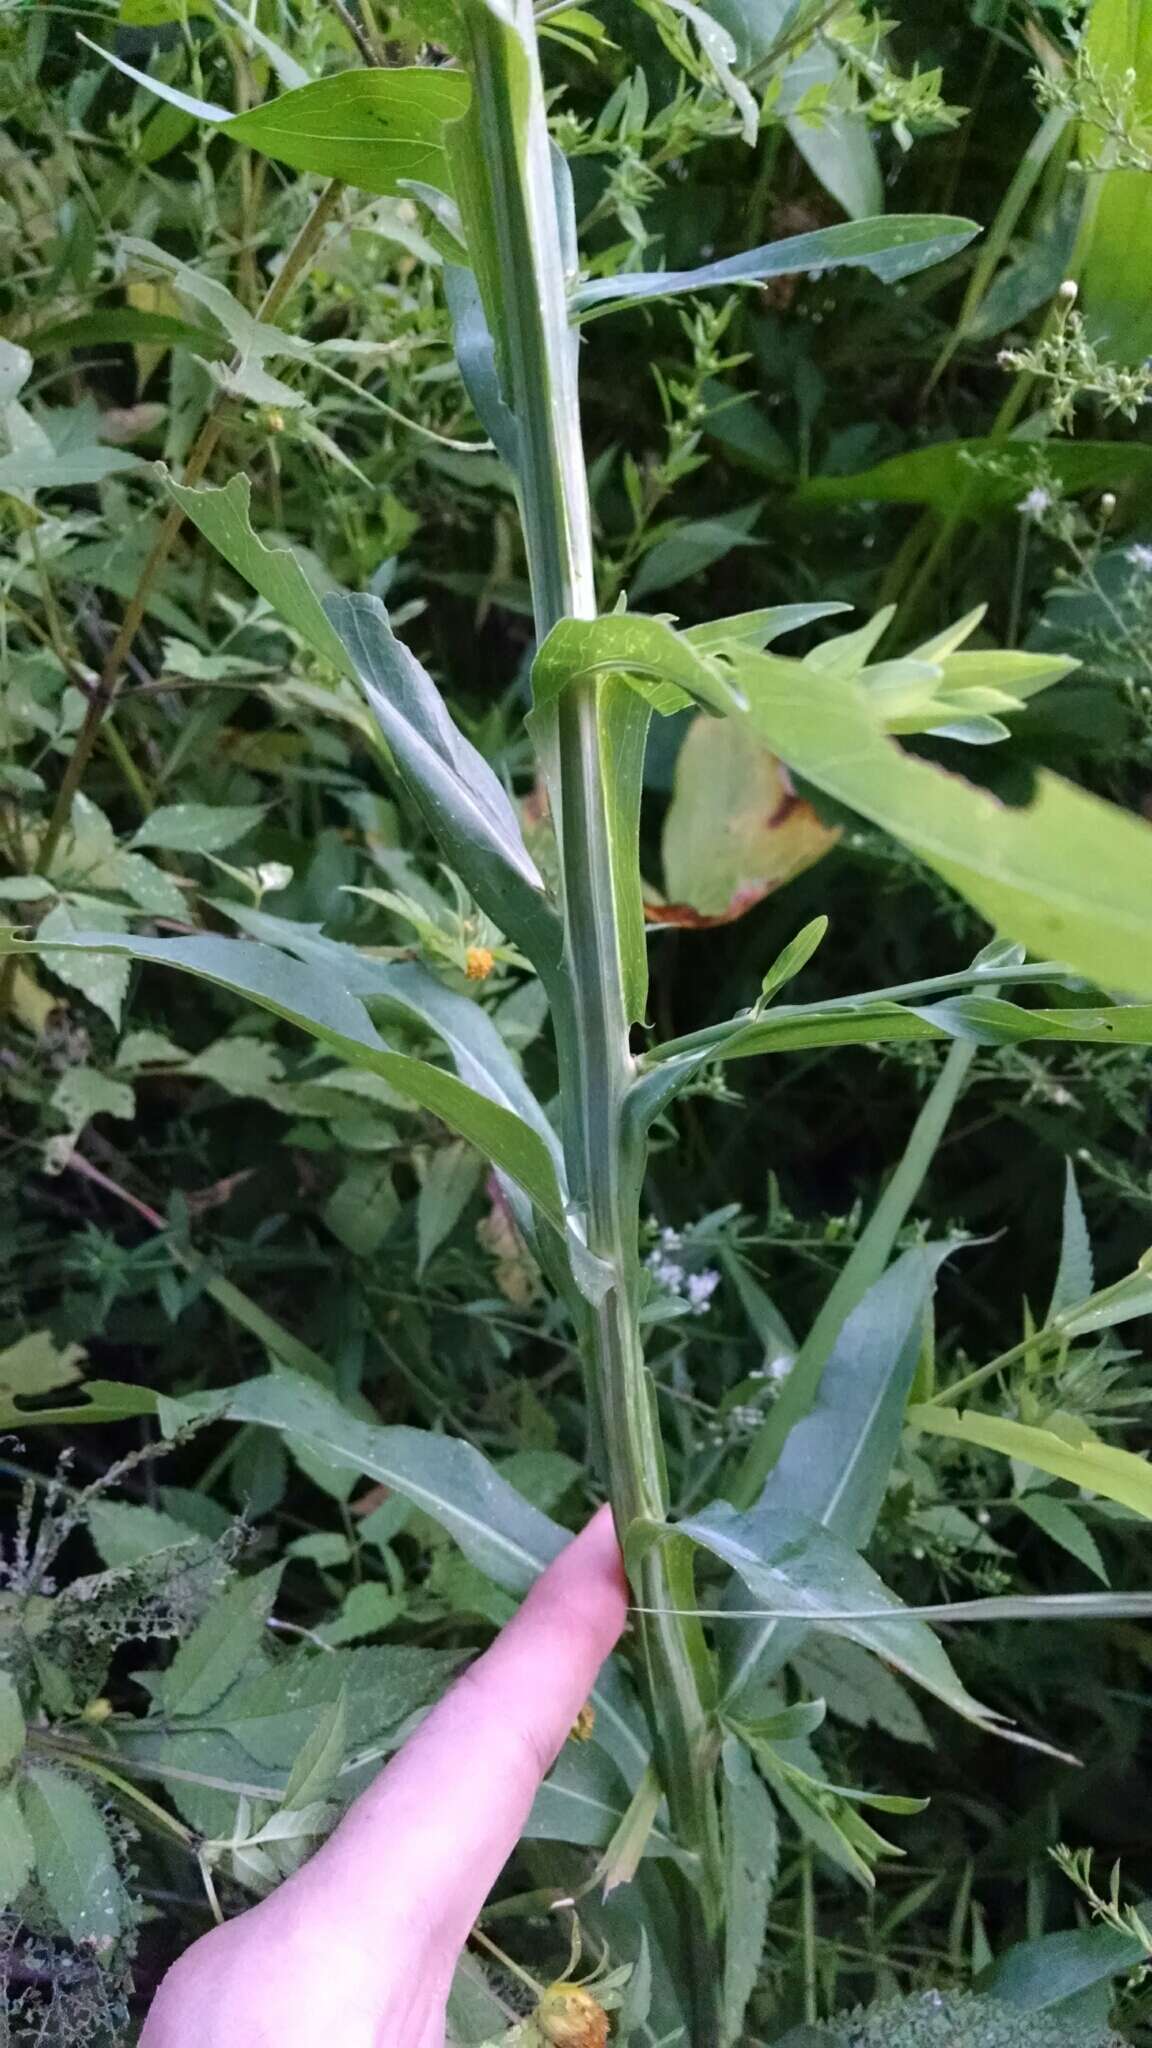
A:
[458,0,726,2022]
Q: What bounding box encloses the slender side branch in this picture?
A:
[31,177,345,884]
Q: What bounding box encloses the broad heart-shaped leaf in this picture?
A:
[908,1405,1152,1519]
[167,475,352,673]
[325,593,562,973]
[1,931,566,1230]
[80,42,469,194]
[20,1766,130,1944]
[677,1502,1044,1747]
[571,214,979,317]
[728,644,1152,997]
[722,1247,955,1707]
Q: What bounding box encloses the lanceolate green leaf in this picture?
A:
[325,592,563,972]
[722,1247,954,1705]
[677,1504,1048,1748]
[728,645,1152,997]
[80,42,469,195]
[908,1405,1152,1519]
[225,906,564,1168]
[571,215,979,317]
[720,1738,778,2046]
[1,931,567,1228]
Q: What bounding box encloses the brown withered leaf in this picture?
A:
[647,711,839,928]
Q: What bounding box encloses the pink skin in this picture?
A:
[141,1507,629,2048]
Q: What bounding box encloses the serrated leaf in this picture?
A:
[160,1563,284,1717]
[209,1644,458,1767]
[185,1037,286,1095]
[1048,1159,1095,1320]
[130,802,266,854]
[281,1694,347,1808]
[36,901,128,1026]
[721,1736,777,2045]
[0,1785,34,1911]
[50,1067,135,1134]
[87,1500,202,1570]
[21,1767,129,1944]
[1017,1494,1110,1585]
[0,1672,25,1771]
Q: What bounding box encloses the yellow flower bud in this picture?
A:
[465,945,495,981]
[535,1984,609,2048]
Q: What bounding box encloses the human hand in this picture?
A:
[140,1506,629,2048]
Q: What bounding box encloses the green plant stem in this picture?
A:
[459,1,726,2027]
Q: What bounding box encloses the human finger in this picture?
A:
[303,1504,628,1955]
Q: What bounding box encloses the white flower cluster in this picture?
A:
[1126,542,1152,572]
[645,1228,721,1315]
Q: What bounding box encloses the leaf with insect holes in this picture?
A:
[572,214,979,317]
[81,46,469,195]
[0,1330,85,1420]
[166,475,351,672]
[0,929,567,1230]
[21,1767,130,1944]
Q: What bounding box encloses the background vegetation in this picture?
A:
[2,0,1152,2039]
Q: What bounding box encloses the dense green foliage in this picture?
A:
[3,0,1152,2042]
[794,1989,1126,2045]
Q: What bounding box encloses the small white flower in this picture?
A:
[764,1350,793,1384]
[686,1268,720,1315]
[1125,542,1152,572]
[257,861,294,894]
[1017,486,1052,519]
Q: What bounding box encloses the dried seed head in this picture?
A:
[535,1984,610,2048]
